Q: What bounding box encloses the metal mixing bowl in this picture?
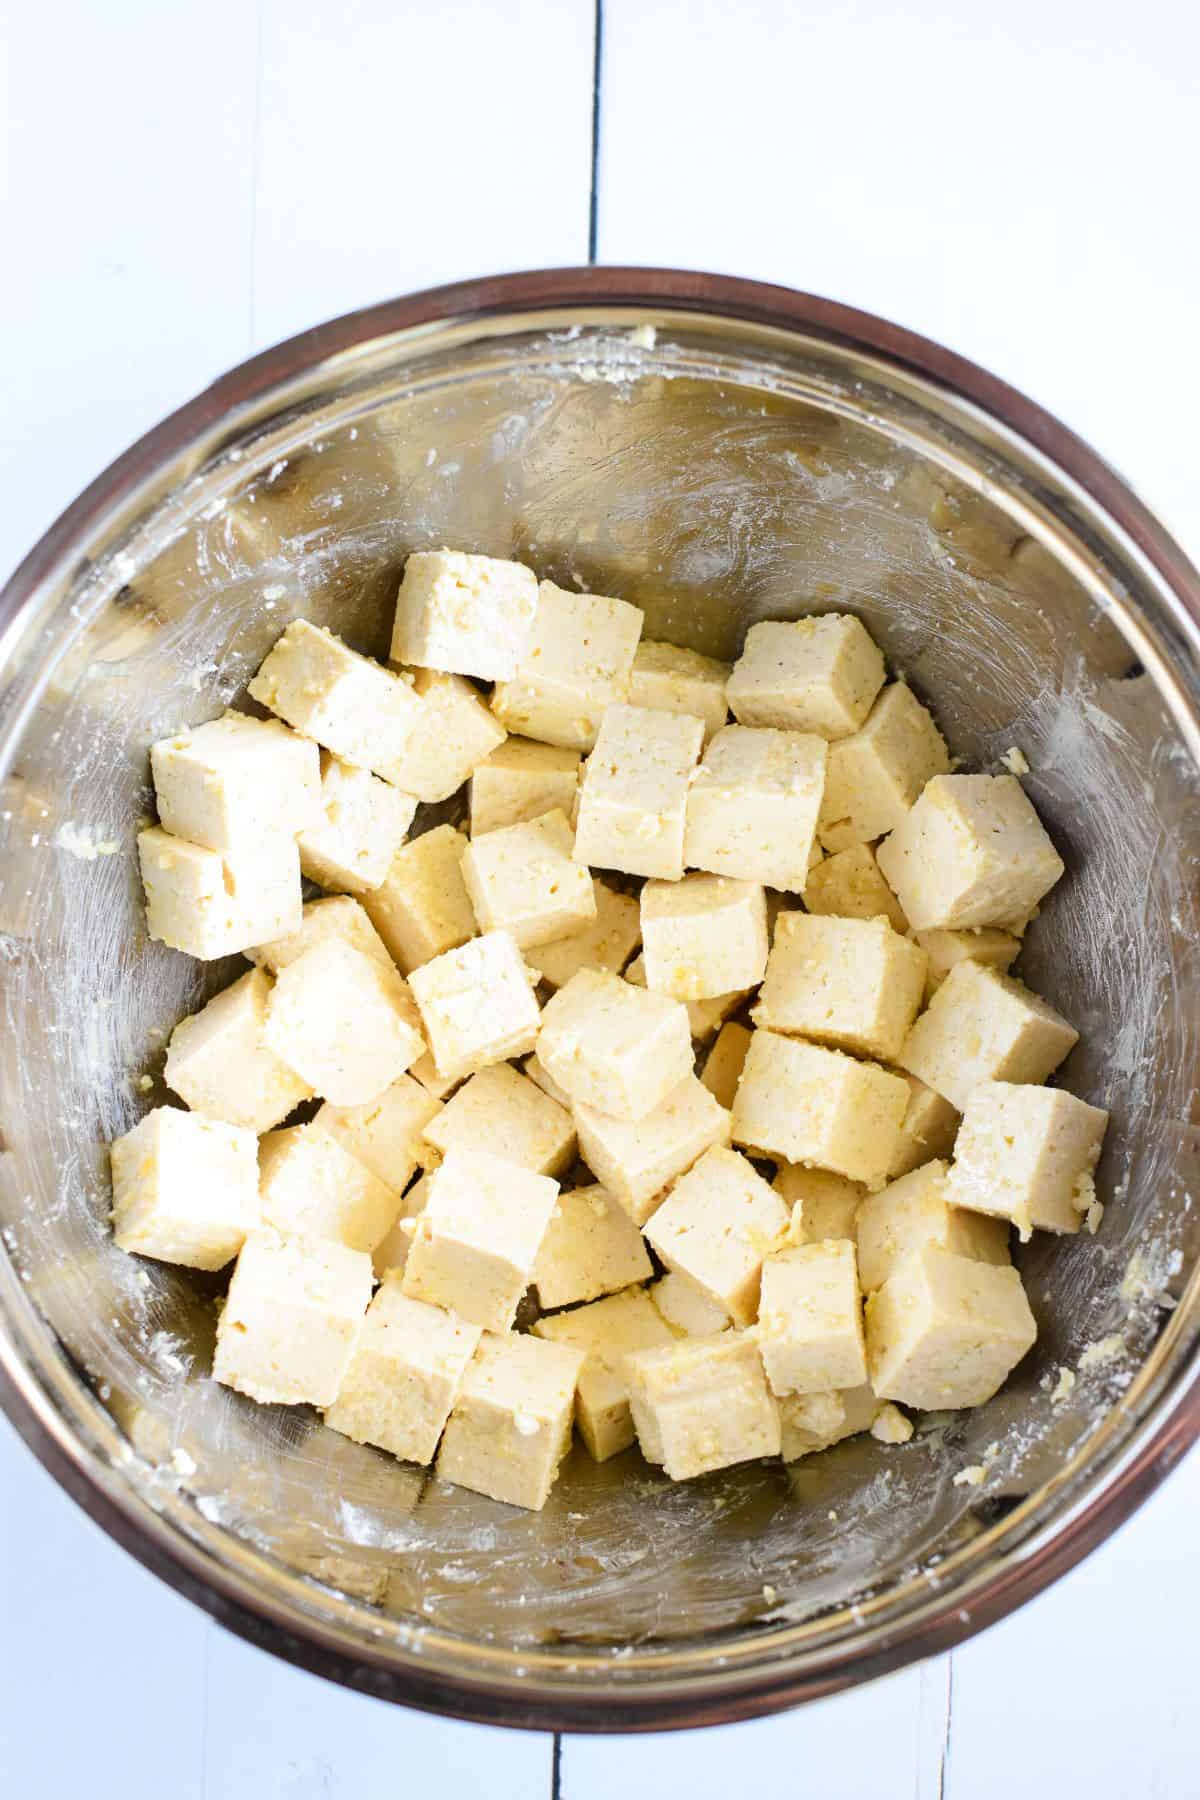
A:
[1,269,1198,1731]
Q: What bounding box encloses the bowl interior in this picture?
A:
[2,298,1199,1717]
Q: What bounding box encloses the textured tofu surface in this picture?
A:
[945,1080,1109,1238]
[817,681,949,850]
[248,618,424,784]
[437,1329,585,1509]
[898,961,1078,1112]
[110,1107,260,1271]
[461,808,596,948]
[408,929,541,1080]
[250,894,395,974]
[316,1074,442,1194]
[855,1159,1011,1292]
[534,1182,654,1309]
[573,703,704,880]
[324,1279,481,1463]
[139,828,302,959]
[524,876,642,990]
[363,824,476,974]
[644,1146,789,1326]
[629,639,730,744]
[164,966,313,1133]
[775,1164,866,1244]
[423,1062,576,1177]
[575,1074,732,1225]
[866,1245,1037,1410]
[401,1148,558,1332]
[258,1122,401,1253]
[537,967,693,1122]
[263,936,424,1105]
[492,579,643,750]
[804,842,908,933]
[755,912,926,1063]
[297,753,416,895]
[732,1030,909,1189]
[535,1288,676,1460]
[877,773,1065,931]
[390,549,539,681]
[151,711,321,852]
[758,1240,868,1396]
[684,724,827,892]
[727,615,885,738]
[641,873,768,1001]
[469,736,581,837]
[213,1232,373,1408]
[627,1332,781,1480]
[385,669,507,804]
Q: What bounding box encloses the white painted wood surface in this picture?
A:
[1,3,1197,1793]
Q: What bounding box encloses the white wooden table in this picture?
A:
[2,4,1197,1792]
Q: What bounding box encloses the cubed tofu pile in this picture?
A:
[109,554,1109,1511]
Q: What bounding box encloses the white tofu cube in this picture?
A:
[110,1107,258,1271]
[469,736,581,837]
[423,1063,576,1178]
[885,1073,960,1179]
[384,670,507,804]
[534,1183,654,1310]
[727,615,885,738]
[491,579,643,750]
[700,1021,753,1111]
[362,824,475,974]
[731,1031,908,1189]
[755,913,927,1063]
[641,874,768,1001]
[263,937,424,1105]
[371,1174,431,1277]
[324,1279,481,1463]
[461,808,596,949]
[534,1289,675,1460]
[317,1074,441,1194]
[574,1074,731,1226]
[866,1245,1037,1409]
[629,640,730,744]
[856,1159,1011,1291]
[213,1231,373,1407]
[775,1164,866,1243]
[757,1240,868,1396]
[899,961,1078,1111]
[249,893,395,974]
[138,827,301,959]
[624,952,746,1043]
[390,549,539,681]
[401,1148,558,1332]
[914,927,1021,1002]
[408,929,540,1081]
[297,753,416,896]
[876,774,1065,931]
[437,1329,585,1509]
[150,712,321,852]
[248,619,424,784]
[945,1080,1109,1238]
[650,1272,731,1337]
[817,682,950,850]
[524,877,641,990]
[573,703,704,881]
[683,725,827,893]
[804,842,908,933]
[536,968,693,1122]
[644,1146,789,1326]
[164,967,312,1133]
[258,1122,400,1253]
[626,1333,780,1479]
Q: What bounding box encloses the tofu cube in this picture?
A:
[371,1174,430,1277]
[945,1080,1110,1238]
[641,874,768,1001]
[384,670,507,804]
[536,968,693,1122]
[534,1183,654,1310]
[390,549,539,681]
[110,1107,259,1270]
[865,1245,1037,1409]
[626,1333,781,1479]
[855,1159,1011,1291]
[524,877,641,990]
[778,1383,885,1461]
[629,640,730,744]
[887,1073,961,1178]
[817,682,950,850]
[317,1074,441,1194]
[522,1053,574,1111]
[247,619,424,785]
[213,1231,373,1407]
[249,893,395,974]
[757,1240,868,1396]
[138,827,301,959]
[491,579,644,750]
[324,1279,481,1463]
[258,1122,400,1253]
[915,927,1021,1002]
[650,1272,731,1337]
[423,1063,576,1178]
[297,753,416,896]
[804,842,908,933]
[700,1020,753,1111]
[437,1329,585,1509]
[573,704,704,881]
[898,961,1078,1111]
[401,1148,558,1332]
[164,967,311,1133]
[469,737,581,837]
[775,1164,866,1244]
[534,1288,675,1460]
[876,774,1065,931]
[755,913,927,1063]
[574,1074,731,1226]
[732,1031,908,1189]
[727,615,885,738]
[461,808,596,949]
[644,1146,789,1326]
[624,952,746,1042]
[150,712,321,852]
[263,936,424,1105]
[683,725,827,893]
[408,929,540,1081]
[363,824,476,974]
